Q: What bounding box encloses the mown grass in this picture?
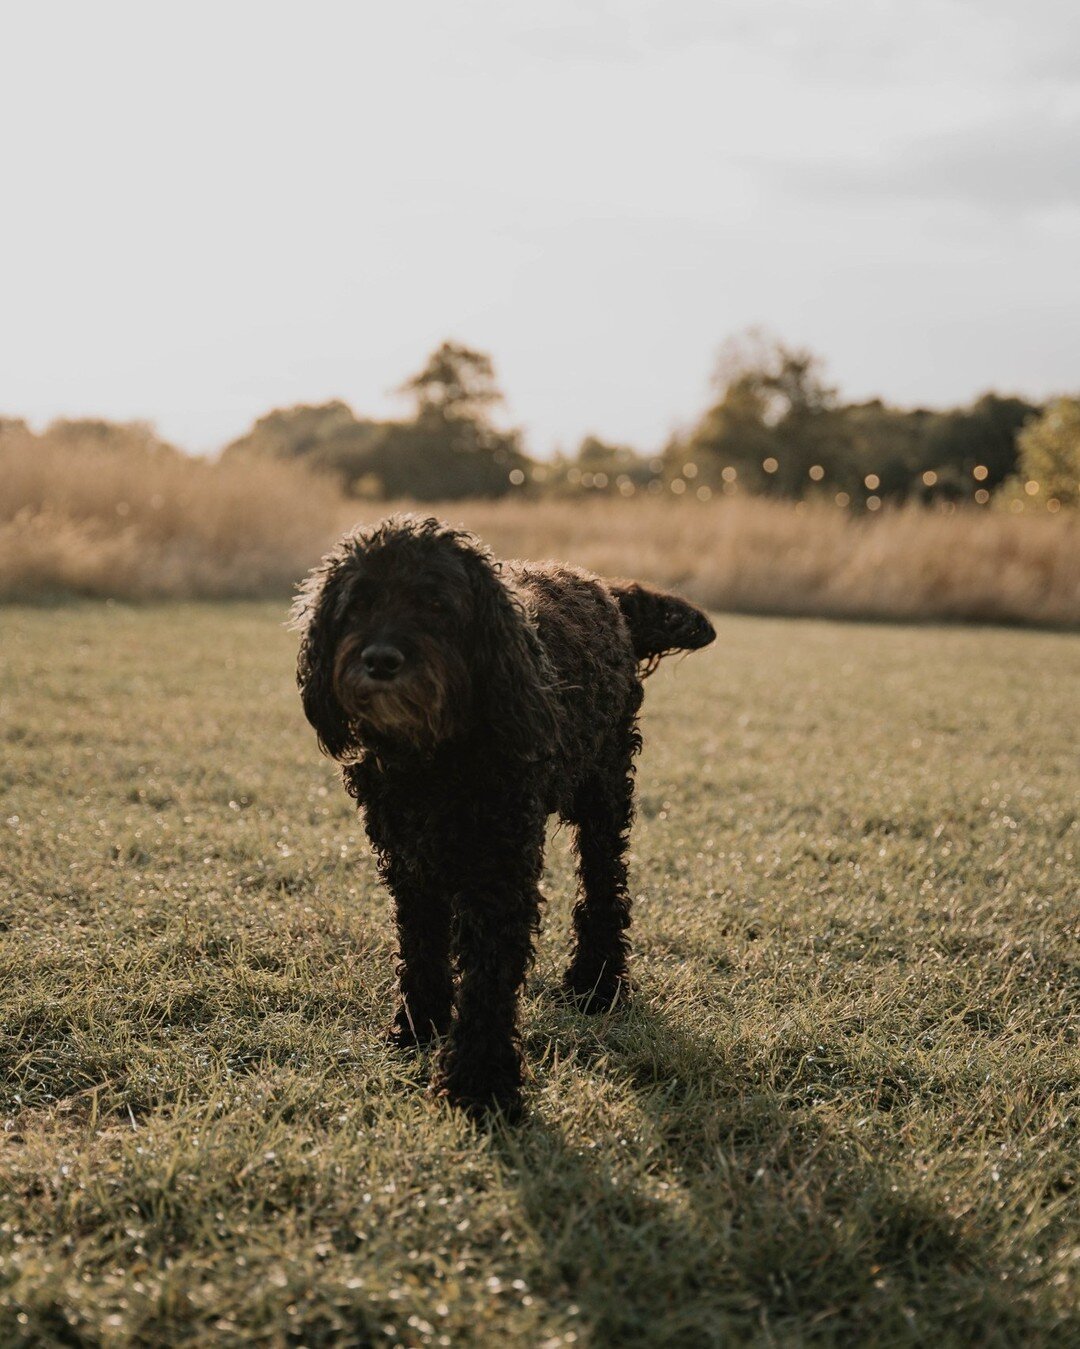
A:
[0,603,1076,1346]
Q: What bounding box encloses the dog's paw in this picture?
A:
[561,964,633,1013]
[434,1079,524,1125]
[386,1006,446,1052]
[432,1047,525,1122]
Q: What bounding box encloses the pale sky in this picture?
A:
[2,1,1078,456]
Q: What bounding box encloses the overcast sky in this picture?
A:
[2,1,1078,456]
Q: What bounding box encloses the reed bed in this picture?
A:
[0,429,341,600]
[380,496,1080,628]
[1,428,1077,625]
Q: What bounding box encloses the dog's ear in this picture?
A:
[464,549,559,763]
[291,553,357,761]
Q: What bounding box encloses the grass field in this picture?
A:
[0,603,1077,1346]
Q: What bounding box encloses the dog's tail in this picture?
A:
[608,580,716,675]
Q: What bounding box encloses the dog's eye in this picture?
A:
[348,578,374,606]
[419,592,447,615]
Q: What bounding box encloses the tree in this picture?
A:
[221,401,358,462]
[681,330,841,495]
[373,342,530,499]
[44,419,178,457]
[1002,398,1080,508]
[220,402,391,494]
[399,342,504,423]
[924,394,1039,496]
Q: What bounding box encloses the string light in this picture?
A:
[864,473,880,490]
[973,465,989,481]
[835,491,850,507]
[975,489,990,504]
[670,478,686,495]
[763,457,778,474]
[508,468,525,485]
[682,462,698,479]
[1025,480,1040,496]
[922,470,937,486]
[808,464,824,481]
[866,495,881,511]
[721,466,737,483]
[697,485,712,501]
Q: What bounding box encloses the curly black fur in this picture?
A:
[292,515,715,1118]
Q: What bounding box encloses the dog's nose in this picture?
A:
[360,643,404,681]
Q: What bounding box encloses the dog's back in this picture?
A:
[508,562,714,812]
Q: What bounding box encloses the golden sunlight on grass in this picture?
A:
[0,604,1076,1342]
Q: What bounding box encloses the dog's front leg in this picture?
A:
[360,784,454,1050]
[434,819,543,1119]
[384,854,453,1049]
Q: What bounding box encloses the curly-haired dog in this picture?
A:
[292,515,715,1117]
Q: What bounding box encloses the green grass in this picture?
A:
[0,603,1076,1347]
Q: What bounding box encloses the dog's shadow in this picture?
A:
[487,988,1044,1346]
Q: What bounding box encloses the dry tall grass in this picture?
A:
[1,427,1077,624]
[0,427,342,600]
[378,496,1080,628]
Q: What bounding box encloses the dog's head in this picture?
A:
[292,515,555,760]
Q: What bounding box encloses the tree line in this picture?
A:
[221,335,1078,511]
[6,336,1076,510]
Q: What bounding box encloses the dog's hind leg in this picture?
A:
[564,716,641,1012]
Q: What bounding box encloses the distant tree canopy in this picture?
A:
[43,419,179,457]
[28,332,1062,510]
[222,343,529,500]
[1001,398,1080,509]
[679,332,841,496]
[365,343,529,498]
[400,341,503,423]
[222,401,391,492]
[662,331,1044,507]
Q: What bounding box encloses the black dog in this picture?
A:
[292,515,714,1117]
